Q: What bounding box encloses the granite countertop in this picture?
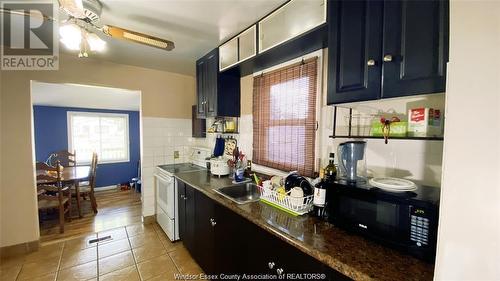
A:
[174,170,434,281]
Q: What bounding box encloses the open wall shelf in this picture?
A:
[329,135,443,141]
[331,106,444,142]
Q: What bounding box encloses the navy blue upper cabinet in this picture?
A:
[327,0,383,104]
[381,0,449,98]
[327,0,449,105]
[196,49,240,118]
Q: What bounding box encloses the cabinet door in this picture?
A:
[205,51,218,117]
[196,60,206,117]
[219,37,238,71]
[381,0,449,98]
[194,190,216,274]
[183,184,196,255]
[327,0,384,104]
[239,26,256,62]
[214,204,249,274]
[259,0,326,53]
[177,181,186,240]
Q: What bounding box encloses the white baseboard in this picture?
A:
[94,185,119,192]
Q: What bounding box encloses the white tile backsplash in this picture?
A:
[141,117,194,217]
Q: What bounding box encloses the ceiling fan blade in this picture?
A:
[102,25,175,51]
[59,0,86,19]
[0,7,54,21]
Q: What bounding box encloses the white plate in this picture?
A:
[369,177,417,192]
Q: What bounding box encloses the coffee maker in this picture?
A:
[337,141,367,183]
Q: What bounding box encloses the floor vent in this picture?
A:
[88,235,112,244]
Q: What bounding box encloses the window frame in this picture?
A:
[252,50,323,176]
[67,111,130,165]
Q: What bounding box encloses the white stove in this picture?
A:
[154,147,210,241]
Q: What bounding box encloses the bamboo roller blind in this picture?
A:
[252,57,318,177]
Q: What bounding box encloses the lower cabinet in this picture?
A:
[177,181,350,280]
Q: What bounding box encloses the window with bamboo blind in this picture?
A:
[253,57,318,177]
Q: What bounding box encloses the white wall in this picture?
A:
[434,1,500,280]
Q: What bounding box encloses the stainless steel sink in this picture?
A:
[214,183,261,204]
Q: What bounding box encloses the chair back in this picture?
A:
[53,150,76,167]
[36,161,64,204]
[89,152,98,192]
[36,161,60,185]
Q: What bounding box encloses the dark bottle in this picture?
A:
[324,153,337,183]
[313,169,328,218]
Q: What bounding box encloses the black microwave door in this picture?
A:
[334,195,410,244]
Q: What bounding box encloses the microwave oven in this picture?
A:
[326,181,440,262]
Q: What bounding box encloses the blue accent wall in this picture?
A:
[33,106,140,188]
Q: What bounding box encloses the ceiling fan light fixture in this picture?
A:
[87,32,106,52]
[59,23,82,50]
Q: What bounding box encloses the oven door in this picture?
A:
[154,173,175,219]
[331,192,411,245]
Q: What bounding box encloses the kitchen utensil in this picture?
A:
[285,172,308,192]
[270,176,283,189]
[290,187,304,207]
[224,138,237,156]
[337,141,367,183]
[210,157,230,177]
[262,180,273,190]
[369,177,417,192]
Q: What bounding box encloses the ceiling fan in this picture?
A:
[1,0,175,57]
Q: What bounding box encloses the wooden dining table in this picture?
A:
[36,165,91,218]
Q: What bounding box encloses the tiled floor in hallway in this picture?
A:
[0,223,203,281]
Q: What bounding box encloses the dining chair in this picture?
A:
[73,152,98,214]
[36,161,72,233]
[53,150,76,167]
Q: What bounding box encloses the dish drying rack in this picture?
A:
[258,185,313,216]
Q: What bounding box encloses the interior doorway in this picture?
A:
[30,81,143,243]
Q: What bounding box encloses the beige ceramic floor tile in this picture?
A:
[97,227,128,243]
[24,243,64,262]
[99,265,140,281]
[97,238,131,259]
[56,260,97,281]
[159,236,184,253]
[126,223,156,238]
[128,232,159,249]
[63,234,97,251]
[132,240,167,263]
[146,270,182,281]
[0,265,22,281]
[19,271,56,281]
[0,255,25,270]
[98,250,135,276]
[60,246,97,269]
[17,257,60,280]
[137,254,179,281]
[168,247,204,275]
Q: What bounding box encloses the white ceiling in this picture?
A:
[31,81,141,110]
[54,0,287,75]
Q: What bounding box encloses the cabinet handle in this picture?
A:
[183,196,187,200]
[210,218,216,227]
[276,268,284,275]
[383,54,393,62]
[268,262,275,269]
[367,59,376,66]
